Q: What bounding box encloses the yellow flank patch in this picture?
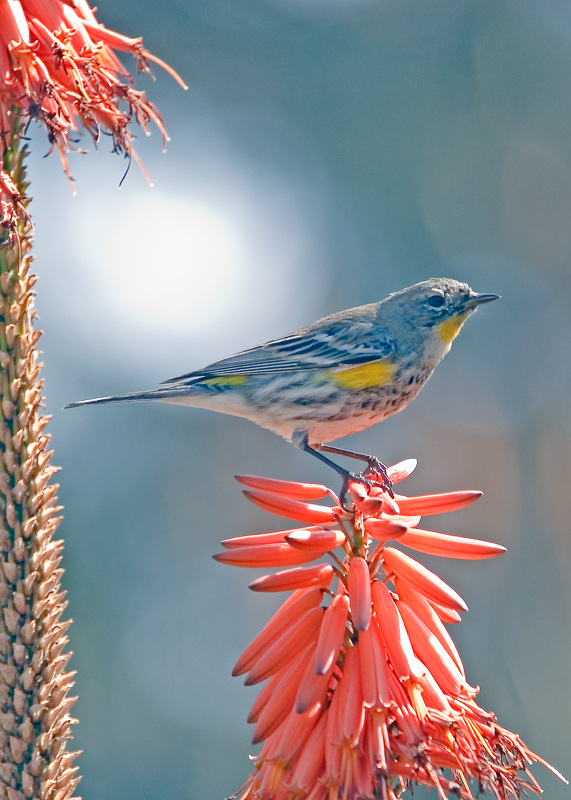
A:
[326,360,397,390]
[436,314,468,346]
[203,374,248,387]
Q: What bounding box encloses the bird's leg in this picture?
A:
[292,432,354,482]
[316,442,394,498]
[291,431,394,499]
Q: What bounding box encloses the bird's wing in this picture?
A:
[162,319,396,384]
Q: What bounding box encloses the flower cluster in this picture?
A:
[214,461,561,800]
[0,0,186,229]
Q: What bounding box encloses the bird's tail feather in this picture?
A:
[65,387,188,409]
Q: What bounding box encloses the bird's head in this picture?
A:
[381,278,500,349]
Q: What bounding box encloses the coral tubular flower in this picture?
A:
[397,527,506,559]
[215,461,565,800]
[0,0,186,222]
[346,557,371,632]
[242,488,340,524]
[248,564,335,594]
[313,590,350,676]
[382,546,469,612]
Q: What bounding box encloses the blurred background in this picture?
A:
[25,0,571,797]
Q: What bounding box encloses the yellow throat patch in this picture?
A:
[436,313,469,346]
[326,360,398,391]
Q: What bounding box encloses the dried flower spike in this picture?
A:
[1,128,79,798]
[214,461,565,800]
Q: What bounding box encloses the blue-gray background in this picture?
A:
[26,1,571,798]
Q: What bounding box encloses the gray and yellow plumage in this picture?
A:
[66,278,498,484]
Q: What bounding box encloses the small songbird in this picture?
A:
[66,278,499,489]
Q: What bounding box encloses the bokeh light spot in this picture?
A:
[102,193,246,335]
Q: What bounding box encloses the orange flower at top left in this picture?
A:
[0,0,186,228]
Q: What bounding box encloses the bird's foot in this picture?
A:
[337,469,395,514]
[360,457,394,498]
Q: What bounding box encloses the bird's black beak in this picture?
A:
[462,292,501,310]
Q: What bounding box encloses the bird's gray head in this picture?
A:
[379,278,499,348]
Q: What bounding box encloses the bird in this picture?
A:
[66,278,499,492]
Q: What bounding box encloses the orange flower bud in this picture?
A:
[236,474,331,500]
[394,490,482,516]
[382,547,468,612]
[313,592,349,675]
[243,488,339,524]
[398,527,506,560]
[347,556,372,632]
[249,564,335,593]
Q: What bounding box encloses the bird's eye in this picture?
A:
[426,294,445,308]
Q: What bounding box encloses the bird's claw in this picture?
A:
[340,466,394,505]
[363,458,394,498]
